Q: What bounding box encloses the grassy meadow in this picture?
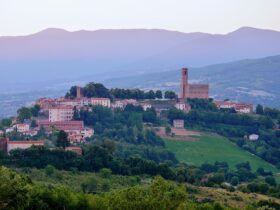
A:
[164,135,279,173]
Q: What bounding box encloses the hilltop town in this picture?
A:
[0,68,255,153]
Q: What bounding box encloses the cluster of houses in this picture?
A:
[214,100,253,114]
[0,86,192,154]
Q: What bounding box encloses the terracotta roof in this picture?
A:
[49,105,74,109]
[7,140,44,144]
[91,97,110,100]
[38,120,83,125]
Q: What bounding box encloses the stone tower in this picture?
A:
[180,68,188,99]
[76,86,82,99]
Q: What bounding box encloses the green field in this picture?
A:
[165,135,279,173]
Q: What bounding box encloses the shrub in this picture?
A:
[45,165,56,176]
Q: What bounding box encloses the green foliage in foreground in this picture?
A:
[0,166,246,210]
[2,166,280,210]
[164,135,278,173]
[19,167,142,193]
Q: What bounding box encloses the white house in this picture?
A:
[15,124,30,133]
[248,134,259,141]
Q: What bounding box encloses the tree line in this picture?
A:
[65,83,177,100]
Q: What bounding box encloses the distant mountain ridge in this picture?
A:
[1,26,280,88]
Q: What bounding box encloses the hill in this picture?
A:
[164,134,279,174]
[104,55,280,107]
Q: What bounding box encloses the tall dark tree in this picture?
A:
[73,107,80,120]
[256,104,264,115]
[65,86,78,99]
[56,130,70,149]
[30,105,41,117]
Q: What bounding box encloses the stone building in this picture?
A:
[173,119,184,128]
[180,68,209,99]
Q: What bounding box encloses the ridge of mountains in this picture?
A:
[1,26,280,89]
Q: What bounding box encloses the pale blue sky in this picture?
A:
[0,0,279,36]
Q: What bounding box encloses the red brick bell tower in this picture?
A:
[180,68,189,99]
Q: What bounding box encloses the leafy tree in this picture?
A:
[84,145,112,171]
[145,90,156,99]
[106,176,186,210]
[236,162,251,171]
[256,168,272,176]
[102,181,111,192]
[155,90,163,99]
[17,107,32,122]
[56,130,70,149]
[165,126,172,136]
[230,176,239,186]
[45,164,56,176]
[265,176,276,186]
[143,108,158,124]
[167,108,186,122]
[0,166,31,209]
[208,173,225,185]
[187,98,217,111]
[81,177,98,193]
[164,91,177,99]
[200,162,217,173]
[83,82,111,98]
[1,118,12,127]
